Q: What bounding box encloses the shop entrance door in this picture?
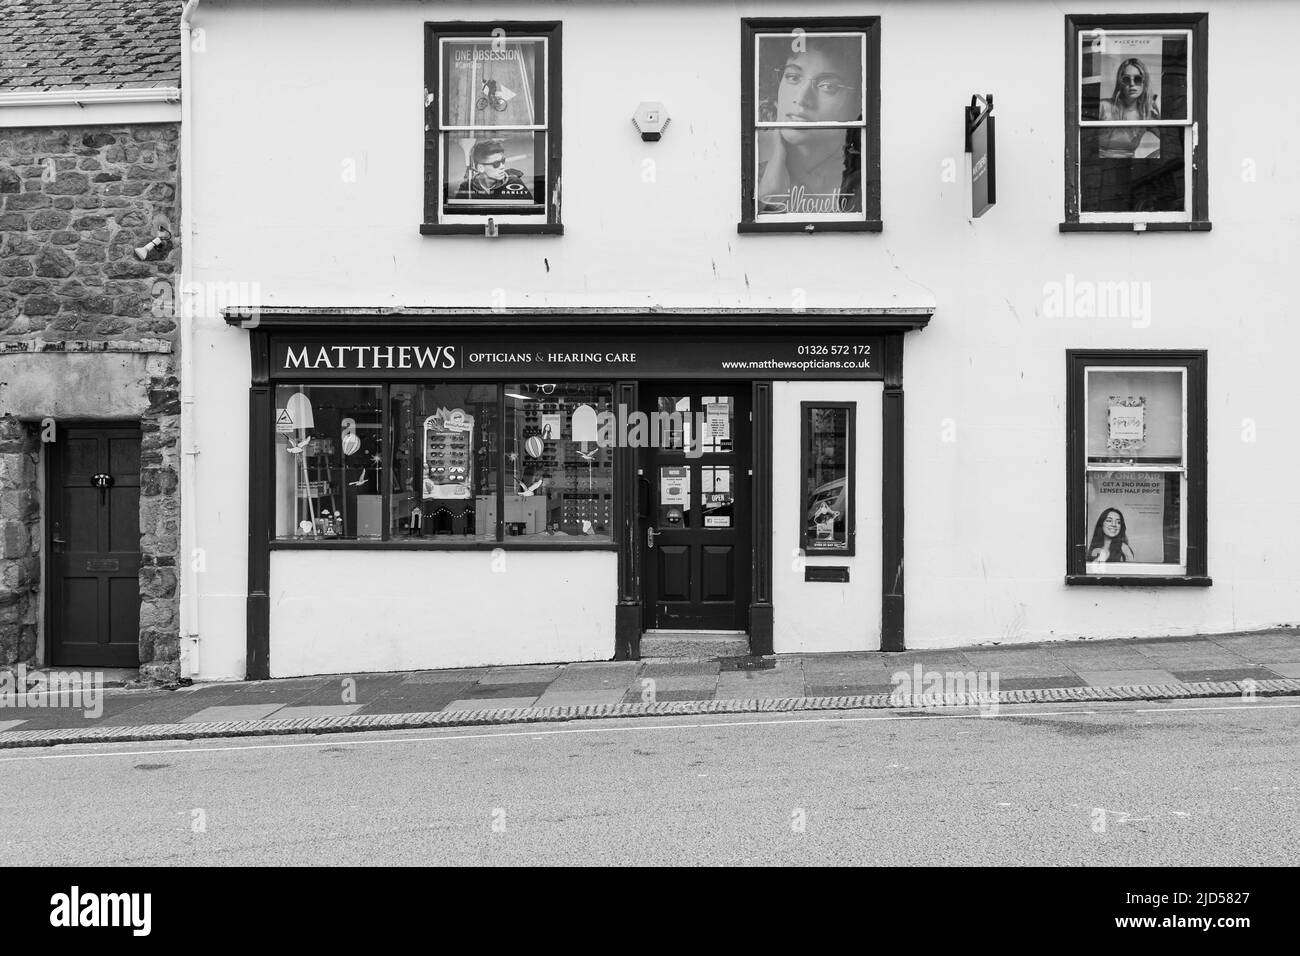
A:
[640,385,751,631]
[47,424,142,667]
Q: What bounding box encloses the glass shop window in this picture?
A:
[503,383,614,541]
[1066,16,1208,225]
[274,385,384,540]
[800,402,855,555]
[390,384,499,540]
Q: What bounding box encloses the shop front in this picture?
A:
[230,309,928,678]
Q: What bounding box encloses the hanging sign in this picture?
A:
[965,93,996,218]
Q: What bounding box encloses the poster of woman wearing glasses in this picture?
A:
[1083,33,1167,159]
[754,33,866,218]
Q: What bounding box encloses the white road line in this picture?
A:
[2,698,1297,764]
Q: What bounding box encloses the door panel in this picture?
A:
[641,385,751,632]
[49,424,142,667]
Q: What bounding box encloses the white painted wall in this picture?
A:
[772,382,883,653]
[186,0,1300,676]
[268,550,616,677]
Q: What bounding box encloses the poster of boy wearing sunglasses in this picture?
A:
[452,138,535,202]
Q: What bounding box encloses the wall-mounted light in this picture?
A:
[134,226,173,261]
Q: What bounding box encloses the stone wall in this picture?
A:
[0,124,180,679]
[0,418,39,666]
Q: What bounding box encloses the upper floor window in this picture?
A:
[739,17,881,232]
[423,21,562,235]
[1064,14,1209,231]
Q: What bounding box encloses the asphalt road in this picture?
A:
[1,698,1297,866]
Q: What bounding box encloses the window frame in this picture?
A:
[270,380,617,551]
[1065,350,1209,585]
[1061,13,1210,232]
[739,16,882,234]
[799,400,856,556]
[421,20,564,236]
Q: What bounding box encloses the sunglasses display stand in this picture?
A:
[422,409,476,527]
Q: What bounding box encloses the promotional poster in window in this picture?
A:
[754,32,865,219]
[1081,32,1188,158]
[1085,472,1173,566]
[440,38,546,209]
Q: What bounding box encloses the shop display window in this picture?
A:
[1066,352,1208,583]
[800,402,855,555]
[503,383,614,541]
[390,384,499,540]
[739,17,880,233]
[424,22,562,233]
[273,382,613,547]
[273,385,385,541]
[1064,15,1208,228]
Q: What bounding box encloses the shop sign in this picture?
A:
[272,335,884,381]
[965,93,996,218]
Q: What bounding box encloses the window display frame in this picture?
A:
[1061,13,1209,231]
[422,21,563,235]
[738,16,882,234]
[799,401,856,556]
[1065,350,1209,585]
[270,380,617,551]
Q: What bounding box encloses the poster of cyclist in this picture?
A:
[440,37,545,128]
[443,132,544,207]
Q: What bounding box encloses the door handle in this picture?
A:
[646,526,659,549]
[51,536,66,547]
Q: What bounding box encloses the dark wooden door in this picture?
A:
[641,385,751,630]
[48,424,141,667]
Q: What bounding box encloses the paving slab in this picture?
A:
[1225,646,1300,664]
[998,676,1088,690]
[638,661,720,678]
[478,665,564,685]
[442,696,537,712]
[806,683,895,697]
[1074,669,1180,687]
[271,704,364,720]
[622,688,717,704]
[716,673,806,700]
[1264,662,1300,679]
[1170,667,1284,684]
[532,688,628,708]
[401,668,489,684]
[462,681,553,700]
[546,662,641,690]
[970,663,1079,679]
[183,703,285,723]
[962,649,1058,665]
[638,675,717,693]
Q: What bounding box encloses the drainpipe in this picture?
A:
[178,0,201,678]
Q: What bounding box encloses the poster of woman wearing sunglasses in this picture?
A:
[1085,34,1168,159]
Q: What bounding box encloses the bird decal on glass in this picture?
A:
[518,477,544,497]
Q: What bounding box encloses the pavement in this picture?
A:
[0,628,1298,749]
